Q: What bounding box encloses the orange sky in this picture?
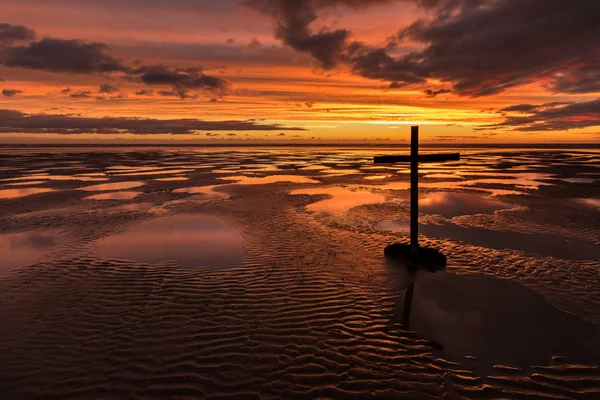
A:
[0,0,598,143]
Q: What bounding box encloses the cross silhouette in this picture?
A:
[374,126,460,254]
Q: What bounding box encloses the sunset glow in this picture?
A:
[1,0,599,143]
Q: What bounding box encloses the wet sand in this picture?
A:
[0,147,599,399]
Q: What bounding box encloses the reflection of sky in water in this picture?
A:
[112,169,195,177]
[1,174,106,182]
[0,231,58,272]
[219,175,319,185]
[105,203,155,213]
[0,188,55,199]
[80,181,145,191]
[300,165,329,171]
[173,186,229,200]
[5,180,48,186]
[320,169,362,176]
[291,187,386,214]
[364,175,390,180]
[154,176,189,182]
[560,177,597,184]
[576,198,600,209]
[420,192,511,218]
[401,272,600,378]
[378,220,599,260]
[91,215,244,268]
[424,173,463,180]
[86,191,140,200]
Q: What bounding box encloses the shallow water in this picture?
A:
[291,186,387,214]
[90,214,244,268]
[0,230,59,271]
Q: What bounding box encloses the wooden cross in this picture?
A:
[374,126,460,252]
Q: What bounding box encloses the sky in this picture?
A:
[0,0,599,143]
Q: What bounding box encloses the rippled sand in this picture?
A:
[0,147,599,399]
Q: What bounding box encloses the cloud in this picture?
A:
[423,88,451,98]
[99,84,119,93]
[248,38,262,49]
[249,0,600,97]
[0,23,36,44]
[69,90,93,98]
[0,24,230,96]
[157,88,196,99]
[0,109,305,134]
[2,38,130,74]
[2,88,22,97]
[481,99,600,132]
[379,0,600,96]
[135,65,228,92]
[134,89,154,96]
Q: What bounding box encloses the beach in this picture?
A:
[1,146,599,399]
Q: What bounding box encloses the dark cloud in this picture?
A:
[99,84,119,93]
[381,0,600,96]
[0,23,36,44]
[0,25,230,96]
[2,88,22,97]
[423,88,451,98]
[134,89,154,96]
[481,99,600,132]
[2,38,130,74]
[248,38,262,49]
[60,87,72,94]
[250,0,600,97]
[157,88,196,99]
[134,65,229,92]
[0,109,305,134]
[69,90,93,98]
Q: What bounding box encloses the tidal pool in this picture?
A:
[291,186,387,214]
[0,230,59,272]
[219,175,319,185]
[419,192,511,218]
[173,185,230,200]
[80,181,145,191]
[0,188,55,199]
[91,214,244,268]
[86,192,141,200]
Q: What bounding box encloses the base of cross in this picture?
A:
[384,243,447,272]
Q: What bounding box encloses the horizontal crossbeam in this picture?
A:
[374,153,460,164]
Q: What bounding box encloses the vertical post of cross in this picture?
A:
[410,126,419,252]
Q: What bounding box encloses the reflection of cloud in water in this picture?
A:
[86,192,140,200]
[363,175,390,180]
[105,203,155,213]
[395,271,600,377]
[1,231,58,272]
[576,198,600,209]
[420,192,511,218]
[173,186,229,200]
[154,176,189,182]
[560,177,597,184]
[5,180,48,186]
[91,215,244,268]
[379,220,600,260]
[320,169,362,176]
[1,174,107,182]
[80,182,145,191]
[291,186,386,214]
[219,175,319,185]
[0,188,55,199]
[424,173,463,180]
